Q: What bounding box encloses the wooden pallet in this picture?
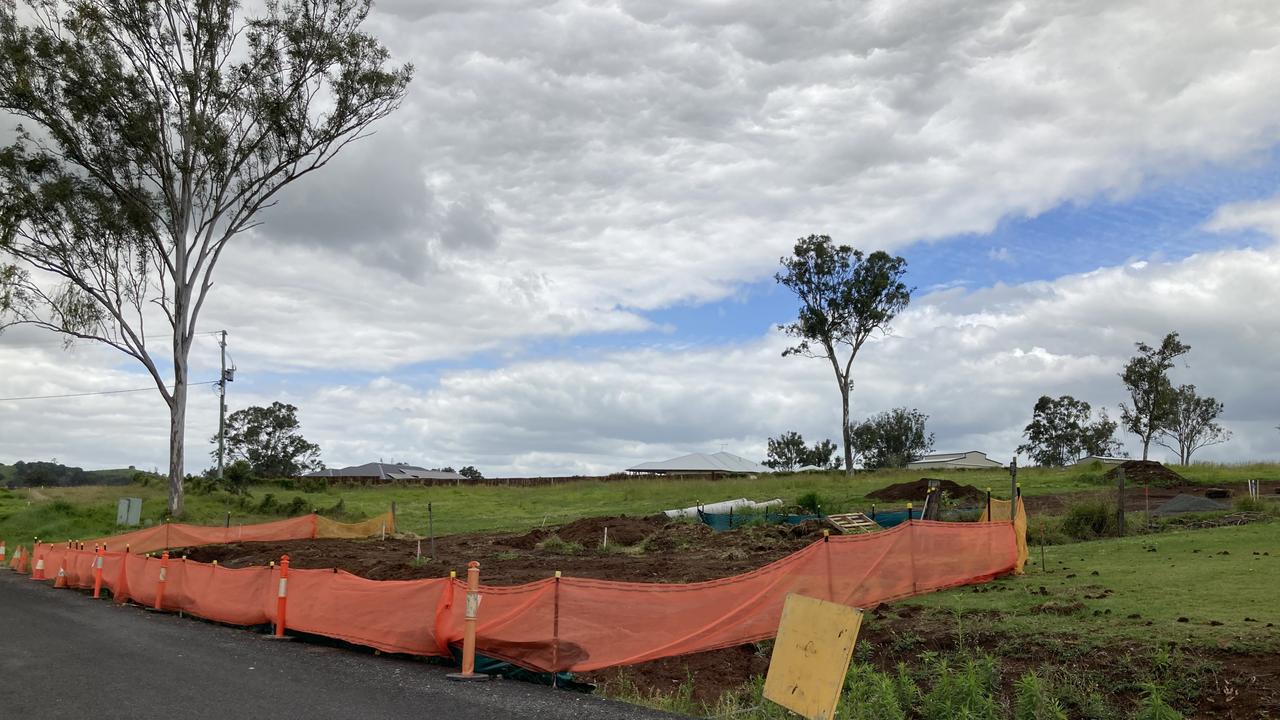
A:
[826,512,879,534]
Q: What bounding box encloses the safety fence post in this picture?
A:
[906,502,914,522]
[275,554,290,638]
[986,488,992,521]
[152,551,170,611]
[32,537,44,580]
[448,561,488,681]
[551,570,561,688]
[92,545,105,598]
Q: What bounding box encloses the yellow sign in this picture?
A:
[763,593,863,720]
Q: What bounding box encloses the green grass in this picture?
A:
[906,520,1280,651]
[4,462,1278,554]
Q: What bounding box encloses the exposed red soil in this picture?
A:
[1105,460,1187,488]
[183,515,828,585]
[866,478,987,503]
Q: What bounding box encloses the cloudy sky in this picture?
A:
[3,0,1280,476]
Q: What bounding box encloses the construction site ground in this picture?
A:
[174,479,1280,718]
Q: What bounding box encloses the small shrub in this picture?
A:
[1062,501,1116,540]
[795,491,825,514]
[285,496,308,516]
[256,493,278,514]
[919,652,1001,720]
[1133,684,1184,720]
[842,664,907,720]
[1014,671,1068,720]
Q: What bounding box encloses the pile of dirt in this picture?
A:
[1105,460,1186,488]
[182,515,825,586]
[1152,493,1229,517]
[866,478,986,504]
[552,515,668,547]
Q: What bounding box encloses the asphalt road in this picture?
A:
[0,571,679,720]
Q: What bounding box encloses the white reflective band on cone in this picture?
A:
[158,567,167,582]
[35,559,44,570]
[278,578,288,598]
[95,557,103,569]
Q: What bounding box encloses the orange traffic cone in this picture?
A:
[53,564,67,589]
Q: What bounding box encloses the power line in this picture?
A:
[0,380,218,402]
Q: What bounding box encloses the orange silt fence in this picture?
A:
[21,514,1025,674]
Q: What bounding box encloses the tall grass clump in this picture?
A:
[1061,501,1117,540]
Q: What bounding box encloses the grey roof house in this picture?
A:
[627,452,772,475]
[304,462,463,482]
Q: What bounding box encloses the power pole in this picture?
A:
[218,330,228,482]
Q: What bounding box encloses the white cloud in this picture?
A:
[9,242,1276,475]
[5,1,1280,476]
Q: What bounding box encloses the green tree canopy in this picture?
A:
[776,235,911,474]
[0,0,411,515]
[849,407,934,470]
[1156,384,1229,465]
[1119,332,1190,460]
[763,431,840,471]
[1017,395,1122,467]
[211,402,323,478]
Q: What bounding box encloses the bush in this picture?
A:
[919,652,1001,720]
[1061,501,1117,540]
[795,491,825,514]
[1014,671,1068,720]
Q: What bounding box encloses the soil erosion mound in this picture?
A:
[867,478,986,504]
[1105,460,1185,488]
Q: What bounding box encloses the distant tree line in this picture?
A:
[0,460,135,487]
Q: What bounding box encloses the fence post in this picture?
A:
[0,540,6,568]
[907,502,913,522]
[448,561,489,681]
[92,545,105,599]
[429,502,436,561]
[552,570,562,687]
[1009,458,1018,522]
[275,555,290,637]
[32,538,44,580]
[1116,467,1126,536]
[153,552,170,610]
[986,488,992,521]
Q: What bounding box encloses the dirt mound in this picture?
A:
[866,478,986,503]
[553,515,667,547]
[1153,493,1229,517]
[1105,460,1186,488]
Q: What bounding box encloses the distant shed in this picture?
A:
[905,451,1004,470]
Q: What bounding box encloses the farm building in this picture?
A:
[304,462,463,483]
[905,451,1004,470]
[627,452,771,475]
[1069,455,1128,467]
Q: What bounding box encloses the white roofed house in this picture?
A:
[905,451,1004,470]
[627,452,772,475]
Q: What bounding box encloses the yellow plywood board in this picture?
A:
[763,593,863,720]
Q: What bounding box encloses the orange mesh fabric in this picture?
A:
[315,512,395,538]
[27,518,1022,673]
[977,497,1028,574]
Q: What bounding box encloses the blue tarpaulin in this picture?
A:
[697,510,823,532]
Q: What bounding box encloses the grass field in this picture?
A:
[906,521,1280,651]
[2,462,1278,552]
